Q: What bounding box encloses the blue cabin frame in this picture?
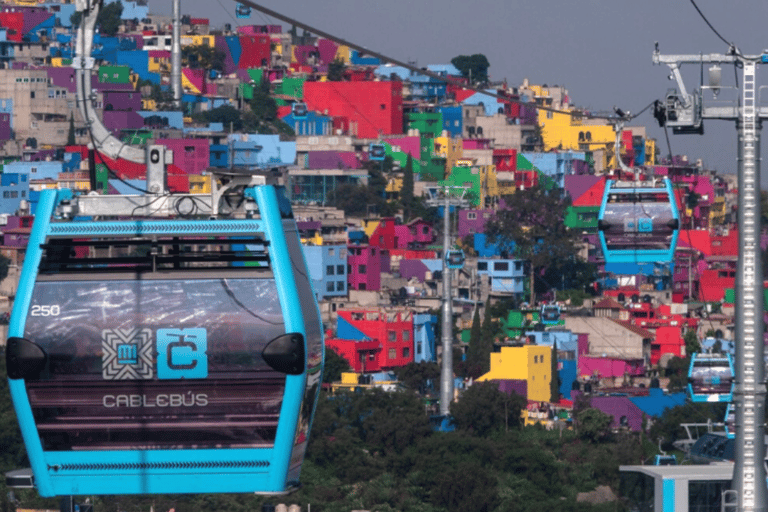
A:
[598,179,680,264]
[6,187,323,496]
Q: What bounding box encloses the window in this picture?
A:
[326,265,335,275]
[326,282,335,292]
[515,262,522,271]
[359,265,367,274]
[2,191,8,198]
[467,212,477,220]
[337,264,344,274]
[494,262,509,271]
[30,91,35,99]
[388,348,396,359]
[478,261,488,271]
[403,330,410,341]
[31,167,37,174]
[417,342,422,354]
[403,347,410,358]
[336,281,344,291]
[388,330,396,342]
[328,248,335,256]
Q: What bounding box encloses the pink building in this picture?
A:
[348,245,383,291]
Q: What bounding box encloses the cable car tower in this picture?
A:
[653,45,768,511]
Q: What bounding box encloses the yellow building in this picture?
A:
[188,175,211,195]
[433,135,463,173]
[477,345,552,403]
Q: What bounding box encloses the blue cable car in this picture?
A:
[597,178,680,264]
[654,454,677,466]
[540,304,561,325]
[236,3,251,18]
[724,403,735,439]
[292,102,308,119]
[687,353,734,403]
[5,186,323,496]
[369,143,386,161]
[445,249,465,269]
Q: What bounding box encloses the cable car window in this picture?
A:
[599,200,678,252]
[23,276,286,451]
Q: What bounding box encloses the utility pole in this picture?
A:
[171,0,182,109]
[653,47,767,512]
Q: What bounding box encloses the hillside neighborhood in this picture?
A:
[0,0,749,435]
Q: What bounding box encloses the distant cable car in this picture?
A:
[5,186,323,496]
[654,454,677,466]
[597,178,680,264]
[236,3,251,18]
[540,304,561,325]
[292,102,308,119]
[687,353,734,403]
[724,403,735,439]
[369,143,386,162]
[445,250,465,269]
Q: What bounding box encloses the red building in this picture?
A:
[651,326,684,365]
[348,244,383,291]
[237,35,271,69]
[326,308,415,372]
[302,81,403,139]
[368,217,435,251]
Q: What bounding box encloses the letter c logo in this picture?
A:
[157,328,208,379]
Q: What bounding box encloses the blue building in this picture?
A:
[438,106,462,137]
[476,258,526,294]
[0,173,29,215]
[302,244,348,301]
[282,111,333,136]
[521,151,587,190]
[413,313,437,363]
[228,134,296,168]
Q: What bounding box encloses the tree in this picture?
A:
[485,186,579,304]
[323,348,350,384]
[450,54,490,84]
[327,57,345,81]
[70,2,122,36]
[193,104,243,132]
[550,340,560,403]
[683,329,701,356]
[182,44,226,72]
[575,407,613,443]
[400,154,415,220]
[465,307,485,378]
[394,361,440,393]
[97,1,123,37]
[66,113,76,146]
[451,381,526,436]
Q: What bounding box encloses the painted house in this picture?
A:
[327,308,415,372]
[302,244,348,301]
[302,81,403,139]
[477,344,553,402]
[348,244,383,291]
[477,258,526,295]
[457,209,494,238]
[368,217,435,251]
[413,313,437,363]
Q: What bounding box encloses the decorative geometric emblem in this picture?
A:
[102,328,154,380]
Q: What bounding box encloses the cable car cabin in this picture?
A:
[597,179,680,264]
[369,143,386,161]
[654,454,677,466]
[540,304,561,325]
[236,3,251,18]
[291,102,307,119]
[5,187,323,496]
[724,403,735,439]
[445,250,465,269]
[687,353,734,403]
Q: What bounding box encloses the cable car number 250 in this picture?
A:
[30,305,61,316]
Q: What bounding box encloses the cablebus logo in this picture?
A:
[156,328,208,379]
[101,328,208,380]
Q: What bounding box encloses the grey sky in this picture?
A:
[148,0,768,184]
